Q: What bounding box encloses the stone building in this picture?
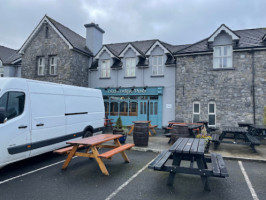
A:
[19,15,104,87]
[174,24,266,126]
[0,45,21,77]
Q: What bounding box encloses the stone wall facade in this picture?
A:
[21,23,90,87]
[175,50,266,127]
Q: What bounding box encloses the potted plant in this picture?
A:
[113,116,128,143]
[195,126,212,153]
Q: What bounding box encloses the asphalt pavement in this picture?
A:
[0,148,265,200]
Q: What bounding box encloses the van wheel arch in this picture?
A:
[83,126,93,138]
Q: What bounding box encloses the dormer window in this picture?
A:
[125,58,136,77]
[101,60,110,78]
[152,55,163,75]
[213,45,232,68]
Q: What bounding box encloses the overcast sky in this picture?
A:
[1,0,266,49]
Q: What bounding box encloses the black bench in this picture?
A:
[148,150,172,170]
[245,133,261,152]
[210,153,229,177]
[211,133,220,149]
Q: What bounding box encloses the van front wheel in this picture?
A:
[83,130,93,138]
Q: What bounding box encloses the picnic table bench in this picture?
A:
[248,125,266,138]
[54,134,134,176]
[211,126,260,152]
[149,138,229,191]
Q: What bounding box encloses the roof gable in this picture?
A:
[208,24,240,42]
[95,45,117,59]
[145,40,171,56]
[0,45,21,64]
[19,15,92,56]
[118,43,144,57]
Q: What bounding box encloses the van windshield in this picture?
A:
[0,92,25,124]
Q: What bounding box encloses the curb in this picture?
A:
[131,146,266,163]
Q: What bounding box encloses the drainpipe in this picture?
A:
[251,50,256,124]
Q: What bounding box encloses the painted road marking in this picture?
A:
[105,158,155,200]
[238,161,259,200]
[0,157,77,185]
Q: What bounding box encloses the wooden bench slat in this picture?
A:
[216,154,229,177]
[169,138,183,152]
[98,144,135,159]
[175,138,189,153]
[211,153,221,176]
[53,145,85,154]
[154,151,172,170]
[197,139,206,155]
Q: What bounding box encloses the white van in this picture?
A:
[0,78,104,168]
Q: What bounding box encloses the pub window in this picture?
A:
[193,101,200,123]
[208,102,216,126]
[150,102,154,115]
[140,102,143,114]
[110,102,118,116]
[154,102,158,115]
[129,102,138,116]
[120,102,128,116]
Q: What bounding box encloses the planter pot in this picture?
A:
[113,129,127,144]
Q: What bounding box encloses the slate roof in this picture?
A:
[175,28,266,55]
[104,39,189,57]
[0,45,21,65]
[46,16,93,56]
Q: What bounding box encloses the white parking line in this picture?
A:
[105,158,155,200]
[0,157,76,185]
[238,161,259,200]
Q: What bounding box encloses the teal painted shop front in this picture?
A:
[100,87,163,128]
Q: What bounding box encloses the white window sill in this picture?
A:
[150,75,164,77]
[124,76,136,79]
[99,77,111,79]
[211,68,235,71]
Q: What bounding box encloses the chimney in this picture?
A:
[84,23,105,56]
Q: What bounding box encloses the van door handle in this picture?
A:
[18,125,27,129]
[36,123,44,127]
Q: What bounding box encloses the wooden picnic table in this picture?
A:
[127,121,157,136]
[212,126,260,152]
[54,134,134,176]
[149,138,229,191]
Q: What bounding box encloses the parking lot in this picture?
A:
[0,149,265,200]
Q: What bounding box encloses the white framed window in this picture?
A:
[193,101,200,123]
[208,102,216,126]
[213,45,232,68]
[125,58,136,77]
[101,60,110,78]
[152,55,163,75]
[0,67,4,77]
[37,57,45,76]
[49,56,57,75]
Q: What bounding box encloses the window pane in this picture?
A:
[120,102,128,116]
[213,58,220,69]
[158,66,163,75]
[153,57,157,65]
[7,92,25,120]
[223,46,228,56]
[0,92,8,123]
[223,57,227,68]
[154,102,158,115]
[129,102,138,116]
[110,102,118,116]
[158,56,162,65]
[209,104,215,113]
[193,114,199,123]
[209,115,215,125]
[140,102,143,114]
[194,103,199,113]
[150,102,153,115]
[214,47,221,57]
